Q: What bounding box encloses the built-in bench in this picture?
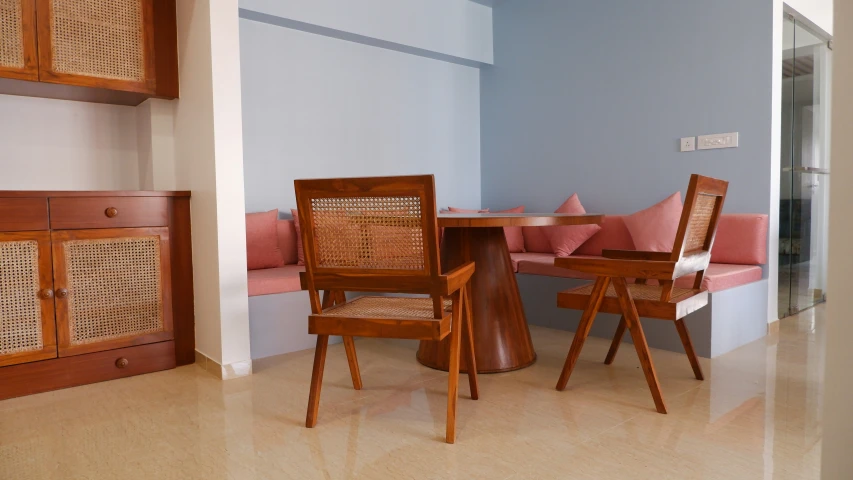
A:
[247,213,768,360]
[510,214,769,358]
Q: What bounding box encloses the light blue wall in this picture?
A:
[480,0,774,215]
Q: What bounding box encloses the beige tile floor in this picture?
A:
[0,306,824,480]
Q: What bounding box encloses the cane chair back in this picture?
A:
[294,175,444,316]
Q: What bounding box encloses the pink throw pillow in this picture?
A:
[246,210,285,270]
[291,209,305,266]
[624,192,683,252]
[544,194,601,257]
[522,225,553,253]
[277,220,299,265]
[497,206,526,252]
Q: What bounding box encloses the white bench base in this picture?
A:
[516,274,769,358]
[249,291,342,360]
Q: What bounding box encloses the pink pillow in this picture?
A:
[291,209,304,266]
[624,192,683,252]
[497,206,526,253]
[522,225,552,253]
[277,220,299,265]
[574,215,635,256]
[246,210,285,270]
[544,194,601,257]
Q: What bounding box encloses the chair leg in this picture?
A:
[342,336,363,390]
[675,319,704,381]
[306,334,330,428]
[556,276,611,391]
[327,290,362,390]
[461,286,479,400]
[446,290,464,444]
[611,277,667,414]
[604,316,627,365]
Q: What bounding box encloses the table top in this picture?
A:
[438,213,604,228]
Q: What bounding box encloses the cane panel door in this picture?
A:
[52,227,173,357]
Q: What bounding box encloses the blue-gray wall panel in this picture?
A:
[481,0,774,215]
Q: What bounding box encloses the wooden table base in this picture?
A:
[417,227,536,373]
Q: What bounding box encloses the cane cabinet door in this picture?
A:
[35,0,157,94]
[0,0,38,81]
[0,231,57,367]
[52,227,173,357]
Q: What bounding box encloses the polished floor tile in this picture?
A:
[0,306,825,479]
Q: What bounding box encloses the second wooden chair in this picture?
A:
[553,174,728,413]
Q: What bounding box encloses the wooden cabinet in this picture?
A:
[0,0,177,105]
[0,191,193,400]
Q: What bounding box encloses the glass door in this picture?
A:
[779,14,832,318]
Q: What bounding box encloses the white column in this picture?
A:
[820,0,852,476]
[170,0,252,378]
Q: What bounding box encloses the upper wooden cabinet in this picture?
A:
[0,0,177,105]
[0,0,39,81]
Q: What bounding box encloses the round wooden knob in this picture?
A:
[56,288,68,299]
[105,207,119,218]
[115,358,129,369]
[38,288,54,299]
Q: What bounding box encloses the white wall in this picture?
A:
[136,99,176,191]
[240,18,482,213]
[239,0,493,64]
[0,94,139,190]
[821,1,851,476]
[786,0,833,34]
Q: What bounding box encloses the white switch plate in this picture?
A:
[680,137,695,152]
[698,132,739,150]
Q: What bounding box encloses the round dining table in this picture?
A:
[416,213,604,373]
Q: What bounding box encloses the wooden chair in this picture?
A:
[553,174,728,413]
[295,175,479,443]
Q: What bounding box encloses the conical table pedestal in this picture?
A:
[416,213,603,373]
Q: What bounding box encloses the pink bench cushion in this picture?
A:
[277,219,299,265]
[668,264,762,292]
[246,210,285,270]
[573,215,635,256]
[247,265,305,297]
[513,253,761,293]
[711,214,768,265]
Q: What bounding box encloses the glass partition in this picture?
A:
[779,14,832,317]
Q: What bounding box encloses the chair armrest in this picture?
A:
[602,249,671,261]
[440,262,475,295]
[554,257,676,280]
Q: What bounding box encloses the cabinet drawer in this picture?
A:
[0,341,176,401]
[0,198,49,231]
[49,197,168,229]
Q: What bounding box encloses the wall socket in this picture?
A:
[680,137,695,152]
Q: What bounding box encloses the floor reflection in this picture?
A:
[0,306,825,479]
